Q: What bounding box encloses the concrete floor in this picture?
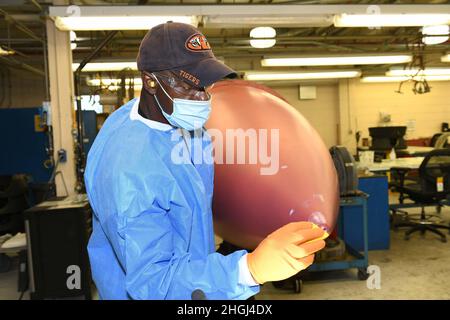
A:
[1,204,449,300]
[256,209,450,300]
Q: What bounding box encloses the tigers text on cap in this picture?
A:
[137,22,236,88]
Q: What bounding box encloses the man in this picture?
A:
[85,22,326,300]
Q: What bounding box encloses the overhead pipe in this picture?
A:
[0,8,44,43]
[0,38,42,43]
[0,56,45,76]
[29,0,43,12]
[0,44,28,58]
[73,30,118,192]
[71,34,425,49]
[42,29,49,101]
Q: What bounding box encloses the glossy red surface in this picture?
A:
[206,80,339,250]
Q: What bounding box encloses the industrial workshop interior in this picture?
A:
[0,0,450,302]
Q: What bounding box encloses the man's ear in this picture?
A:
[142,72,157,94]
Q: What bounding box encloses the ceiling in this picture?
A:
[1,0,450,88]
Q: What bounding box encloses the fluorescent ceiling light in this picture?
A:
[204,16,332,28]
[423,36,449,45]
[50,5,334,30]
[422,24,450,35]
[107,84,143,91]
[262,54,412,67]
[250,27,276,39]
[244,70,361,81]
[361,76,410,83]
[421,25,449,45]
[49,5,450,30]
[442,54,450,62]
[87,78,142,86]
[250,39,276,49]
[249,27,276,49]
[361,75,450,82]
[70,31,77,50]
[72,62,137,72]
[387,68,450,76]
[334,13,450,27]
[55,16,197,31]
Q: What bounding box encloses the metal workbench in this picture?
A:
[308,193,370,280]
[272,193,370,293]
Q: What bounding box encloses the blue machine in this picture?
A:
[338,175,390,251]
[309,194,369,280]
[307,176,389,284]
[0,107,52,183]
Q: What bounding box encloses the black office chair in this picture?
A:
[434,132,450,149]
[430,133,443,147]
[0,174,30,235]
[390,149,450,242]
[0,174,30,274]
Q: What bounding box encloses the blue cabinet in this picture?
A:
[338,175,390,250]
[0,107,52,183]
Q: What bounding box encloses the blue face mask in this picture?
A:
[152,73,212,131]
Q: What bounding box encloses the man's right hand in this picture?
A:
[246,222,327,285]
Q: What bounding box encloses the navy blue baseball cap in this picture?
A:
[137,21,236,88]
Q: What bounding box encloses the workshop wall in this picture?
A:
[348,79,450,142]
[268,84,339,148]
[266,79,450,153]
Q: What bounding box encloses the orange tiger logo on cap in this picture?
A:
[186,33,211,51]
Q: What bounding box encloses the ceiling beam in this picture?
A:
[29,0,43,12]
[0,8,44,43]
[0,55,44,76]
[49,4,450,17]
[0,0,28,5]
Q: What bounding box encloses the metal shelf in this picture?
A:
[308,194,369,276]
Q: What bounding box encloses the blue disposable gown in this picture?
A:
[85,98,259,300]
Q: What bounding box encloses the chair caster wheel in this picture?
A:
[272,280,285,289]
[0,254,12,273]
[357,268,369,281]
[441,238,447,243]
[294,279,303,293]
[404,235,410,241]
